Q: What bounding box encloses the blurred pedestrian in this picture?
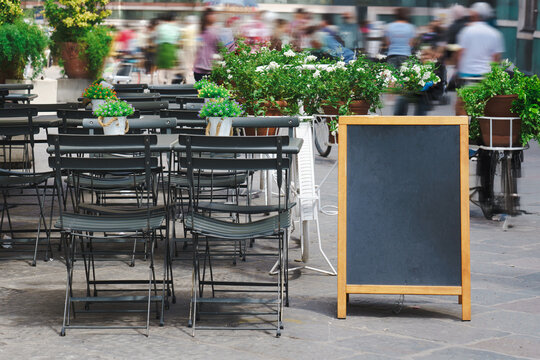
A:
[155,12,181,83]
[445,5,469,46]
[241,10,271,45]
[144,18,158,83]
[385,7,416,68]
[457,2,503,77]
[219,16,239,51]
[270,19,290,50]
[318,13,355,63]
[193,8,220,82]
[339,12,360,53]
[289,8,309,50]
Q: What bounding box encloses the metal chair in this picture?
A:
[179,134,292,337]
[48,134,168,336]
[0,108,54,265]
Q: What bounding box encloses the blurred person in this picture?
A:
[219,16,239,51]
[445,5,469,45]
[339,12,361,53]
[155,12,181,83]
[318,13,355,63]
[182,15,199,84]
[270,19,290,50]
[193,8,220,82]
[457,2,503,77]
[143,18,159,83]
[359,20,370,53]
[116,24,136,54]
[241,10,271,45]
[385,7,416,68]
[289,8,309,50]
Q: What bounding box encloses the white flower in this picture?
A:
[228,74,233,80]
[335,61,346,69]
[226,69,231,73]
[325,66,335,72]
[255,67,264,72]
[313,70,321,78]
[357,67,364,72]
[260,46,269,52]
[212,53,222,60]
[403,76,410,82]
[422,72,431,80]
[268,61,279,69]
[376,54,387,60]
[419,80,426,87]
[284,49,296,57]
[305,55,317,62]
[215,61,225,66]
[434,75,441,84]
[412,65,421,74]
[348,59,356,65]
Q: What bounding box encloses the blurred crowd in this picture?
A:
[104,2,503,86]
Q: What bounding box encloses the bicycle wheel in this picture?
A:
[313,117,332,157]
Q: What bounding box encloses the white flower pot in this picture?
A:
[102,116,128,135]
[91,99,107,112]
[207,117,232,136]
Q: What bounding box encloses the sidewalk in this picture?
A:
[0,94,539,359]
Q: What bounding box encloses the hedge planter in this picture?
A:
[61,42,91,79]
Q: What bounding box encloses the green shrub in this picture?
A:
[0,19,49,80]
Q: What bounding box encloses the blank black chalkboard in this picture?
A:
[346,125,462,286]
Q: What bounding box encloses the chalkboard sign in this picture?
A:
[337,116,470,321]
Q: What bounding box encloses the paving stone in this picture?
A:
[471,335,540,359]
[413,347,530,360]
[333,334,443,357]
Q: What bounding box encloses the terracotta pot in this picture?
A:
[455,96,467,116]
[244,100,286,136]
[479,117,521,147]
[484,94,519,117]
[479,94,521,147]
[321,100,370,116]
[60,42,91,79]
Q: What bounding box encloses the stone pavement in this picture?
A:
[1,94,539,359]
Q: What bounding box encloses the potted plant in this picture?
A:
[0,1,49,82]
[82,80,117,110]
[44,0,112,79]
[93,100,135,135]
[198,98,244,136]
[196,80,230,99]
[457,62,540,146]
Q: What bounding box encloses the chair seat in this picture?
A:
[197,201,295,214]
[167,173,247,188]
[184,211,290,240]
[55,211,165,232]
[66,174,146,189]
[78,204,167,216]
[0,171,52,187]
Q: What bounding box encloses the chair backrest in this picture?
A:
[179,134,289,188]
[148,84,197,95]
[118,93,161,102]
[82,117,177,134]
[231,116,299,138]
[4,103,80,112]
[160,109,199,120]
[48,134,159,227]
[113,83,148,93]
[57,109,141,132]
[127,101,169,114]
[176,96,205,109]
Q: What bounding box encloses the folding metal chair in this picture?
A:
[48,134,168,336]
[0,108,54,265]
[179,134,292,337]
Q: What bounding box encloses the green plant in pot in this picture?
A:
[82,80,117,110]
[457,62,539,146]
[44,0,112,79]
[314,56,390,136]
[93,100,134,135]
[0,0,49,82]
[196,80,230,99]
[198,97,244,136]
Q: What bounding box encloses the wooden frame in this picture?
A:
[337,116,470,321]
